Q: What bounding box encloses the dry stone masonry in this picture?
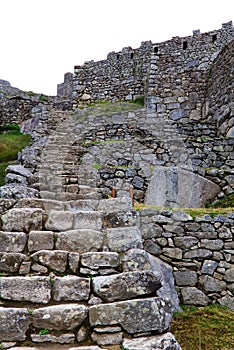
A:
[0,21,234,349]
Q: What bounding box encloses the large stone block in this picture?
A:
[106,227,142,253]
[0,276,51,304]
[30,250,68,273]
[145,167,220,208]
[181,287,210,306]
[81,252,119,269]
[28,231,54,253]
[0,231,27,252]
[98,197,133,213]
[92,271,161,302]
[1,208,43,232]
[123,333,182,350]
[56,229,104,253]
[0,308,30,341]
[73,211,103,230]
[32,304,88,330]
[45,210,73,231]
[89,297,172,334]
[53,276,90,301]
[122,249,180,312]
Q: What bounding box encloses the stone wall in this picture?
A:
[57,21,234,121]
[205,38,234,137]
[139,208,234,310]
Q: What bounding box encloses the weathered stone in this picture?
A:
[81,252,119,269]
[0,252,25,272]
[122,333,182,350]
[31,263,48,273]
[28,231,54,252]
[218,295,234,311]
[76,324,89,342]
[6,173,28,185]
[32,304,88,330]
[106,227,142,252]
[184,249,212,260]
[56,229,104,253]
[0,198,16,214]
[74,211,103,230]
[144,239,161,256]
[181,287,210,306]
[0,231,27,252]
[69,346,107,350]
[0,184,39,199]
[31,333,75,344]
[174,236,198,249]
[0,277,51,303]
[174,270,197,286]
[19,261,31,275]
[200,239,224,250]
[224,268,234,282]
[89,297,172,334]
[122,249,180,311]
[171,211,193,222]
[45,210,73,231]
[69,252,80,273]
[141,223,163,239]
[163,247,182,259]
[145,167,220,208]
[31,250,68,273]
[201,260,218,275]
[199,275,226,292]
[0,342,17,349]
[53,276,90,301]
[1,208,43,232]
[92,271,161,302]
[6,165,34,181]
[98,197,133,213]
[0,308,30,341]
[91,331,123,345]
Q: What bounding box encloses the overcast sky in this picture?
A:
[0,0,233,96]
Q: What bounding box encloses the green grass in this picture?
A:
[207,193,234,209]
[0,129,30,185]
[79,100,144,116]
[171,304,234,350]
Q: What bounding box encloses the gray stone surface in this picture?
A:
[174,270,197,286]
[123,332,182,350]
[28,231,54,252]
[56,229,104,253]
[0,308,30,341]
[0,276,51,303]
[31,333,75,344]
[224,268,234,282]
[201,260,218,275]
[0,231,27,252]
[199,275,226,292]
[181,287,210,306]
[45,210,73,231]
[91,331,123,345]
[184,248,213,260]
[0,252,25,272]
[74,211,103,230]
[98,197,132,213]
[31,250,68,272]
[145,167,220,208]
[81,252,119,269]
[1,208,43,232]
[122,249,180,311]
[106,227,143,252]
[32,304,88,330]
[89,297,172,334]
[53,276,90,301]
[92,271,161,302]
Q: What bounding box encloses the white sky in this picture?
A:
[0,0,233,96]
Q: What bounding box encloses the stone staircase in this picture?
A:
[0,193,181,350]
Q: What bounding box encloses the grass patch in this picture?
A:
[79,100,144,116]
[207,193,234,209]
[0,129,30,185]
[133,203,234,217]
[171,304,234,350]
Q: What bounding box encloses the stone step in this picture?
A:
[0,297,172,347]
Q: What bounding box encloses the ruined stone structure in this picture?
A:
[0,22,234,349]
